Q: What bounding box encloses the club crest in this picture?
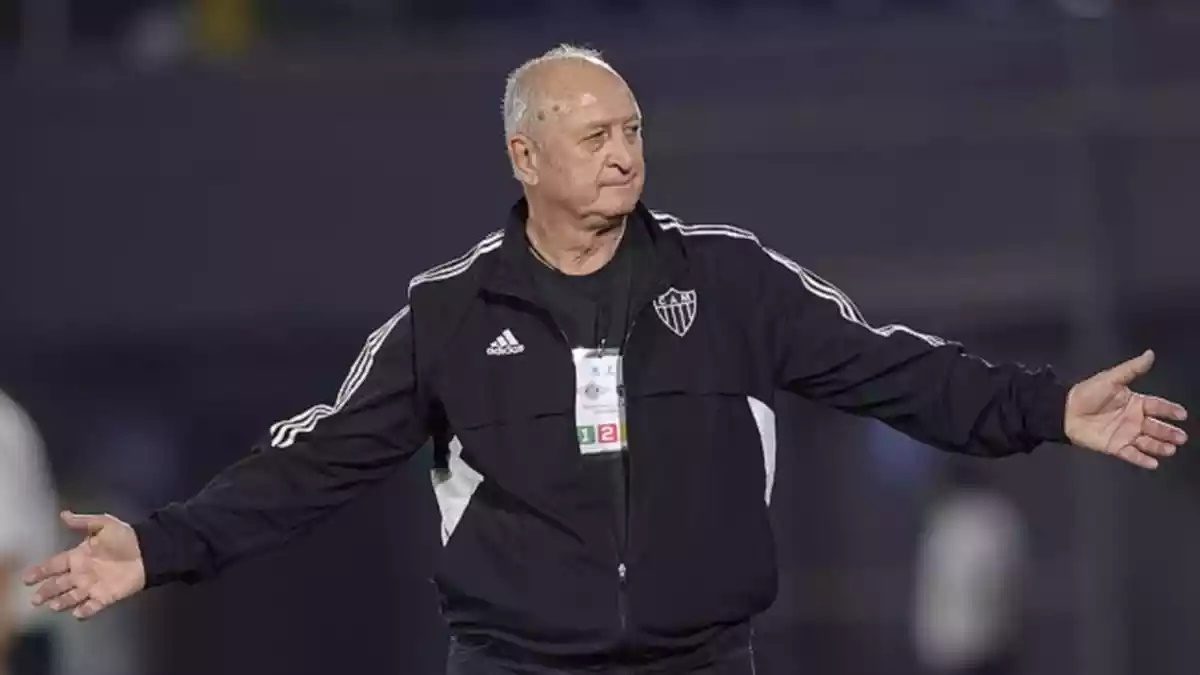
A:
[653,287,698,337]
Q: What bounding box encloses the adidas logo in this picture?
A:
[486,329,525,356]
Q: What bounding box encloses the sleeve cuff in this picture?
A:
[1025,376,1071,447]
[132,507,208,588]
[132,517,174,589]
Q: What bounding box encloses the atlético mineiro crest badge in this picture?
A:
[653,287,697,337]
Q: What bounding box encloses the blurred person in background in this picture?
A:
[22,45,1191,674]
[912,461,1027,675]
[0,389,60,675]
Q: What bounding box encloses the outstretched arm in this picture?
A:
[756,247,1187,463]
[25,305,438,619]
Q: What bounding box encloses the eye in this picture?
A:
[625,124,642,138]
[582,130,607,150]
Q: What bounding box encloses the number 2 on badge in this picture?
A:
[598,423,619,443]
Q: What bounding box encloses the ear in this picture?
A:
[508,134,539,186]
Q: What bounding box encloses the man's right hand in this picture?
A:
[23,511,146,620]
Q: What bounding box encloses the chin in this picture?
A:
[593,183,642,218]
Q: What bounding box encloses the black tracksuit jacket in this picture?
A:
[132,201,1070,664]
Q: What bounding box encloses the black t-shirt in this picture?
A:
[525,225,637,553]
[526,230,633,350]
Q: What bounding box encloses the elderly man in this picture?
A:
[25,46,1189,675]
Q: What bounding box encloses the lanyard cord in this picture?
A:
[528,227,634,351]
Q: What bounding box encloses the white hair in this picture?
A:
[502,44,614,141]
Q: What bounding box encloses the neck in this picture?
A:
[525,203,627,276]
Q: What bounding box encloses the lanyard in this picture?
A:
[594,255,634,351]
[529,230,636,351]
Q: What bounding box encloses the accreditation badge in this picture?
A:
[572,347,626,455]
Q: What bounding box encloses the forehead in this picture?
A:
[536,62,640,127]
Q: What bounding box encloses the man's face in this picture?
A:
[512,62,645,223]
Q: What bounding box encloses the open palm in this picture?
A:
[24,511,146,620]
[1065,350,1189,469]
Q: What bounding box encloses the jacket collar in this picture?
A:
[480,198,687,303]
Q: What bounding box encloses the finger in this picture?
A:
[1133,434,1176,458]
[1116,445,1159,470]
[47,587,91,613]
[31,573,78,606]
[1142,417,1188,446]
[1143,396,1189,424]
[60,511,107,536]
[23,552,71,586]
[73,597,107,621]
[1109,350,1155,386]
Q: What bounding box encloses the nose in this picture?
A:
[608,136,634,173]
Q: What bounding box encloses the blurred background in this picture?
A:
[2,0,1199,674]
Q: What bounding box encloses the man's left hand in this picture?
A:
[1065,350,1189,469]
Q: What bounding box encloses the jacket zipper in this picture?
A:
[506,293,646,642]
[615,309,640,639]
[533,306,631,634]
[617,562,628,632]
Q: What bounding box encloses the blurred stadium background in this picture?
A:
[2,0,1199,674]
